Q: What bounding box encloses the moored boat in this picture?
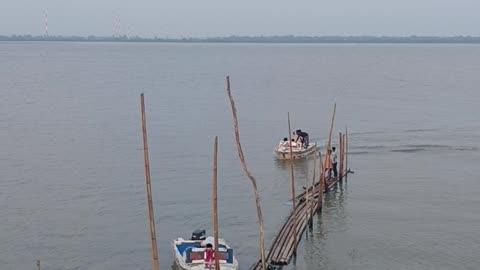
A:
[274,140,318,160]
[172,229,239,270]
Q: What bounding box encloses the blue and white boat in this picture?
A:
[172,229,239,270]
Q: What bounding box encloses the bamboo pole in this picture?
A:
[310,153,316,228]
[342,133,346,178]
[326,102,336,152]
[342,133,345,177]
[324,102,336,190]
[345,126,348,179]
[212,136,220,270]
[36,260,40,270]
[287,112,298,257]
[339,132,343,181]
[318,151,325,211]
[226,76,266,270]
[140,93,160,270]
[304,157,309,233]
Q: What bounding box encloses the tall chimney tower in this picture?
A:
[44,10,48,37]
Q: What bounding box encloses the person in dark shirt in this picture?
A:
[295,130,309,149]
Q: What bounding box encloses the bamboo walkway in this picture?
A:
[250,105,350,270]
[250,171,349,270]
[251,127,350,269]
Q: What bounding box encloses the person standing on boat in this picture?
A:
[204,243,214,268]
[331,146,338,178]
[295,130,309,149]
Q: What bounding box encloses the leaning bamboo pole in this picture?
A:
[326,102,337,153]
[140,93,160,270]
[287,112,298,257]
[212,136,220,270]
[324,102,336,189]
[226,76,266,270]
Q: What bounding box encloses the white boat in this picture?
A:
[172,230,239,270]
[274,140,318,160]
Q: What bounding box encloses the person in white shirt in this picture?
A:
[331,146,338,177]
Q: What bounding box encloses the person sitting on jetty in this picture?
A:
[295,130,309,149]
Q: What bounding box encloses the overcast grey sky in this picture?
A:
[1,0,479,37]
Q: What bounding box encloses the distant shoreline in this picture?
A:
[2,35,480,44]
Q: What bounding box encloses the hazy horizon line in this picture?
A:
[3,34,480,44]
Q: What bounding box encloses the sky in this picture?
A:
[1,0,479,37]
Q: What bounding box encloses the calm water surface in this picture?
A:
[1,42,479,270]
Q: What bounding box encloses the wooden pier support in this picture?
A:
[345,126,349,178]
[339,132,344,181]
[212,136,220,270]
[318,151,326,211]
[310,154,317,228]
[342,133,346,178]
[287,112,298,257]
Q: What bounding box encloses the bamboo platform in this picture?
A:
[250,171,349,270]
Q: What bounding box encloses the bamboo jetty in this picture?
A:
[249,103,351,270]
[250,169,350,270]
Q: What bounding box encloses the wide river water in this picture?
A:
[1,42,479,270]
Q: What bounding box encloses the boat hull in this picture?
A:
[274,143,318,160]
[172,238,239,270]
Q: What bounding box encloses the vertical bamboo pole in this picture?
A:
[140,93,160,270]
[326,102,337,152]
[226,77,266,270]
[36,260,40,270]
[287,112,298,257]
[305,157,309,234]
[345,126,349,179]
[318,151,325,212]
[339,132,343,181]
[342,134,347,176]
[310,153,316,228]
[212,136,220,270]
